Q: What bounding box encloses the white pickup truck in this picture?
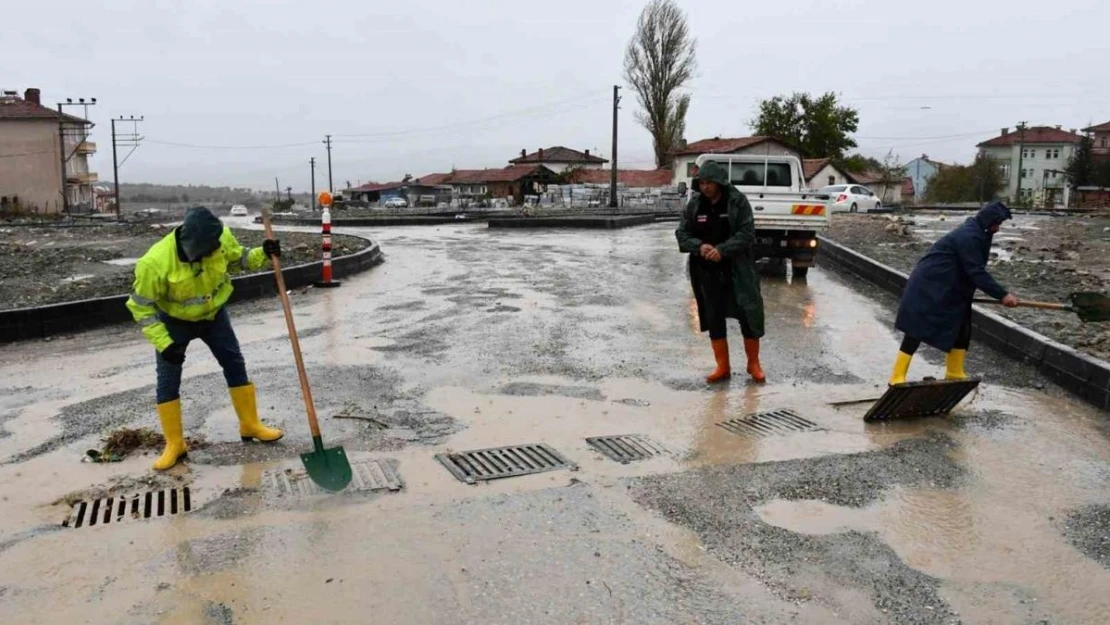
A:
[693,154,831,278]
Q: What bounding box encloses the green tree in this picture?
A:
[1066,135,1097,189]
[753,92,859,158]
[925,155,1003,203]
[837,154,883,174]
[624,0,697,169]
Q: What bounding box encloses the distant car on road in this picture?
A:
[820,185,882,213]
[382,196,408,208]
[229,204,249,216]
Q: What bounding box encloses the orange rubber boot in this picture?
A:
[706,338,731,383]
[744,338,766,383]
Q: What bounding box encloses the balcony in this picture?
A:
[69,172,98,184]
[76,141,96,155]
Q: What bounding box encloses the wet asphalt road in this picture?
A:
[0,222,1109,624]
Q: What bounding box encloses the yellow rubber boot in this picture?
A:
[230,383,284,442]
[153,400,188,471]
[946,349,969,380]
[888,351,913,386]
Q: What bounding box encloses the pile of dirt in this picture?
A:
[827,212,1110,361]
[85,426,208,462]
[0,225,369,311]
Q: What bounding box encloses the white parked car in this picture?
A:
[229,204,249,216]
[820,185,881,213]
[382,196,408,208]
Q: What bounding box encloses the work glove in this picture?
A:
[161,342,187,365]
[263,239,281,259]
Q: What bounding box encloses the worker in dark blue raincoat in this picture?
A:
[889,201,1018,384]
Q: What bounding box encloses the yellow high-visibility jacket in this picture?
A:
[126,227,268,351]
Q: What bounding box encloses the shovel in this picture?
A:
[261,208,352,492]
[973,292,1110,323]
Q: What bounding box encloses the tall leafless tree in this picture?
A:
[623,0,697,169]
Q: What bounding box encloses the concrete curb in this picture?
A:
[263,216,481,227]
[0,239,384,345]
[818,235,1110,411]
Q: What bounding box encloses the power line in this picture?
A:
[331,90,608,139]
[143,138,320,149]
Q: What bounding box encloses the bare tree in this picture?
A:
[623,0,697,169]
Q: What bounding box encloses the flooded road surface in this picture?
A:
[1,223,1108,624]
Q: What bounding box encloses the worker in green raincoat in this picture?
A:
[675,161,766,383]
[126,207,284,471]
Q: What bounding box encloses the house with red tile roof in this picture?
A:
[668,136,798,189]
[564,168,673,188]
[801,158,853,189]
[1085,121,1110,155]
[443,165,559,206]
[0,87,96,213]
[509,147,607,173]
[977,125,1084,204]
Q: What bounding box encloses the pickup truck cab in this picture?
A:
[693,154,830,278]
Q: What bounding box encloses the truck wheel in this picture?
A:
[850,203,858,213]
[792,266,809,279]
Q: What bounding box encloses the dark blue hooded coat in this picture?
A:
[895,202,1011,351]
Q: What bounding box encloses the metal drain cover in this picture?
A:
[586,434,669,464]
[717,409,818,438]
[435,443,576,484]
[266,459,403,496]
[63,487,191,528]
[864,378,980,422]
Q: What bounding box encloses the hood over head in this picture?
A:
[692,161,731,190]
[176,206,224,262]
[975,201,1012,230]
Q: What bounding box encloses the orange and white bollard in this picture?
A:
[314,191,341,289]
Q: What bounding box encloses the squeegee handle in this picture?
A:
[972,298,1070,311]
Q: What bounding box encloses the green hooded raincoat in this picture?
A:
[674,161,765,338]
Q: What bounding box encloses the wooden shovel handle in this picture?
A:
[261,208,322,438]
[972,297,1069,311]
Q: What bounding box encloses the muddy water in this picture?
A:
[1,223,1108,624]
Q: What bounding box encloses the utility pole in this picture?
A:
[324,134,334,194]
[1014,121,1028,207]
[310,157,317,210]
[111,115,144,222]
[286,186,293,204]
[609,85,621,208]
[274,177,281,207]
[56,97,97,214]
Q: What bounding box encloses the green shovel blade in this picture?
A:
[300,435,352,492]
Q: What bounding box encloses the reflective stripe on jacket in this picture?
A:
[126,227,267,351]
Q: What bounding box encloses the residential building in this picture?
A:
[1085,121,1110,155]
[0,87,97,213]
[977,126,1083,205]
[509,146,607,173]
[850,170,912,205]
[446,165,558,205]
[902,155,949,201]
[801,158,853,189]
[668,137,799,189]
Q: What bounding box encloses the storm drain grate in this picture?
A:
[266,459,403,496]
[63,487,191,528]
[586,434,669,464]
[717,409,818,438]
[435,443,576,484]
[864,378,980,422]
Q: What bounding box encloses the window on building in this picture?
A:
[999,163,1011,180]
[827,175,835,186]
[686,162,698,178]
[1020,169,1026,178]
[1101,138,1107,148]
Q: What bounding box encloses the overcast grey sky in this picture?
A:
[8,0,1108,190]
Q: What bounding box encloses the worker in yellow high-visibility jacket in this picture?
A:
[126,207,284,471]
